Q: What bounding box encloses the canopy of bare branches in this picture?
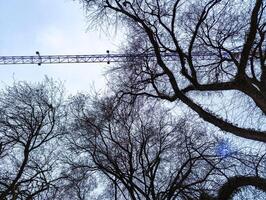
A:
[1,0,266,199]
[81,0,266,142]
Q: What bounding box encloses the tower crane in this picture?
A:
[2,49,261,66]
[0,51,220,66]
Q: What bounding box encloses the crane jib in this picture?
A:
[0,52,246,65]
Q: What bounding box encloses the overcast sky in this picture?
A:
[0,0,122,94]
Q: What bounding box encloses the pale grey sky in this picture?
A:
[0,0,123,94]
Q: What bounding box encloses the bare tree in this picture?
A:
[0,79,65,199]
[80,0,266,142]
[65,95,266,200]
[53,161,97,200]
[200,147,266,200]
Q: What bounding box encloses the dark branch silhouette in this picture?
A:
[0,79,65,199]
[81,0,266,142]
[65,95,266,199]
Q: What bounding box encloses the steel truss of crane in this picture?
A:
[0,52,219,66]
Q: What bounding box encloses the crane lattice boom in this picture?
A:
[0,52,219,65]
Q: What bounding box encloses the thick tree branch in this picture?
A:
[217,176,266,200]
[237,0,262,77]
